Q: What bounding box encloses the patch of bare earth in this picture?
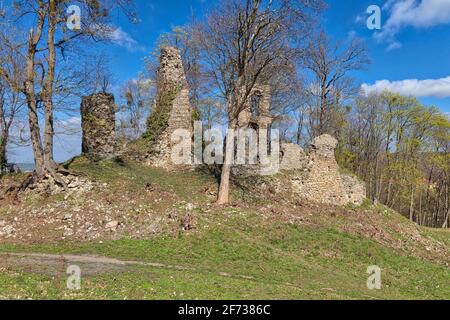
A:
[0,253,191,277]
[0,179,193,244]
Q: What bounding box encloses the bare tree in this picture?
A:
[0,83,7,173]
[118,77,154,140]
[0,30,26,175]
[191,0,323,204]
[301,31,370,138]
[0,0,136,192]
[0,80,25,175]
[87,54,115,94]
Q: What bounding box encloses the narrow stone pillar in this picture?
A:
[144,46,193,169]
[81,93,117,160]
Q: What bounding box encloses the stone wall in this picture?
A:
[81,93,117,161]
[287,135,366,206]
[145,46,193,170]
[280,143,306,171]
[231,82,366,206]
[292,135,346,205]
[341,174,367,206]
[234,133,367,206]
[232,84,276,176]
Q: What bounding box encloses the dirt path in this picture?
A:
[0,252,193,276]
[0,252,256,281]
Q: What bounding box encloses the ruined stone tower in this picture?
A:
[81,93,117,161]
[145,46,192,169]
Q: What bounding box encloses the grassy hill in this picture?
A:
[0,158,449,300]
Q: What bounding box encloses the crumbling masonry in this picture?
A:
[231,85,280,176]
[144,46,193,169]
[289,135,366,206]
[138,46,365,206]
[234,87,366,206]
[77,47,364,206]
[81,92,117,161]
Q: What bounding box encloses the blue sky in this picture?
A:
[7,0,450,163]
[325,0,450,111]
[96,0,216,84]
[107,0,450,113]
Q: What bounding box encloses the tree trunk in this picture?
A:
[442,207,450,229]
[24,24,45,176]
[42,3,57,168]
[317,79,328,136]
[296,109,303,145]
[418,191,423,226]
[216,121,236,205]
[0,135,7,174]
[386,178,393,206]
[43,99,55,166]
[409,185,415,222]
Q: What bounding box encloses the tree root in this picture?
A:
[1,166,80,203]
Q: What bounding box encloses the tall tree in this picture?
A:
[302,31,369,138]
[118,77,154,140]
[0,80,25,174]
[0,0,136,190]
[191,0,323,204]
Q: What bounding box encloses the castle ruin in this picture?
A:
[290,135,366,206]
[76,47,366,207]
[233,85,366,206]
[81,92,117,161]
[237,84,274,131]
[144,46,193,169]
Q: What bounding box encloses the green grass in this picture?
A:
[1,212,449,300]
[0,159,449,300]
[65,157,215,204]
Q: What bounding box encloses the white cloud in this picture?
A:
[91,24,145,52]
[130,78,155,88]
[375,0,450,49]
[386,41,402,51]
[55,117,81,135]
[362,76,450,98]
[109,27,141,51]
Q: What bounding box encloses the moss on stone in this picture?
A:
[191,107,201,123]
[80,93,116,160]
[143,86,180,147]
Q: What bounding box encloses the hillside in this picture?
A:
[0,158,449,300]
